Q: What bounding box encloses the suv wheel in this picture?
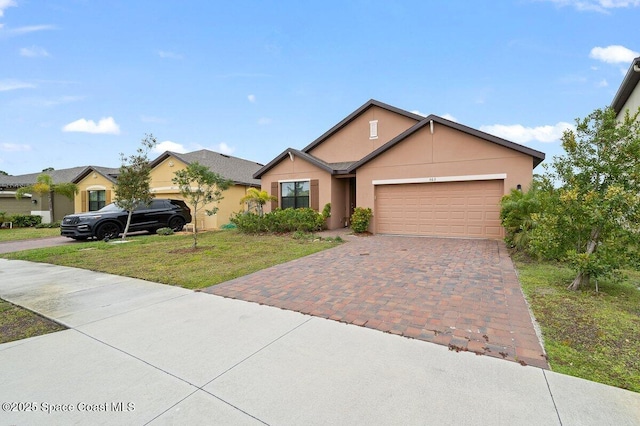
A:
[169,217,186,232]
[95,222,121,240]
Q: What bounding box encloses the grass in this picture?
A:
[0,227,60,242]
[0,298,66,344]
[0,229,343,290]
[515,258,640,393]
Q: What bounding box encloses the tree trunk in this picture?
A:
[568,227,600,291]
[122,210,133,239]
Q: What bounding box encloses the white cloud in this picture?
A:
[590,45,639,63]
[0,0,16,17]
[440,113,458,122]
[542,0,640,12]
[257,117,272,125]
[20,45,50,57]
[157,50,183,59]
[0,79,35,91]
[410,110,428,117]
[248,94,256,103]
[19,95,84,107]
[213,142,234,155]
[153,140,187,153]
[1,142,31,152]
[3,25,57,36]
[480,122,575,144]
[596,79,608,87]
[62,117,120,135]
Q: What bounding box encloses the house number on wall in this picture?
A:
[427,177,437,182]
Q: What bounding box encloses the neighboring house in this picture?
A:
[255,99,545,239]
[73,149,262,230]
[611,56,640,120]
[0,167,88,223]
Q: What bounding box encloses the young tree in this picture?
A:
[15,173,77,223]
[239,187,276,216]
[531,107,640,290]
[113,134,157,240]
[172,162,232,248]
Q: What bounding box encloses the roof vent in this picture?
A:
[220,154,230,158]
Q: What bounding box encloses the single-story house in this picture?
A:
[0,167,88,223]
[73,149,262,230]
[611,56,640,120]
[254,99,545,239]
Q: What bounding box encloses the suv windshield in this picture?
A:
[97,203,124,213]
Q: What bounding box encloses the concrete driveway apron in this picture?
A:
[204,235,549,369]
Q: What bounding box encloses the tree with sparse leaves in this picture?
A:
[113,134,157,239]
[15,173,77,223]
[172,162,232,248]
[529,106,640,290]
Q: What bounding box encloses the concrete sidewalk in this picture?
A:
[0,259,638,425]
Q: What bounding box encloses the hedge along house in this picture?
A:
[0,167,88,223]
[73,149,262,230]
[255,99,545,239]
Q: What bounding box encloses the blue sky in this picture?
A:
[1,0,638,175]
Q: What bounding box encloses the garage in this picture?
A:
[375,179,504,238]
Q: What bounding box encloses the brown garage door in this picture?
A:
[375,180,504,238]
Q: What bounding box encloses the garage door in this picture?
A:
[375,180,504,238]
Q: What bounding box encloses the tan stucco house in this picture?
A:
[0,167,86,223]
[611,56,640,120]
[73,150,262,230]
[255,99,545,239]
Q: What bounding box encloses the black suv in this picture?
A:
[61,199,192,240]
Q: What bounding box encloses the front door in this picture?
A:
[348,177,356,226]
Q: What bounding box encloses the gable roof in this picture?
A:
[71,166,120,184]
[150,149,263,187]
[347,115,546,172]
[611,56,640,115]
[301,99,424,153]
[253,148,357,178]
[0,166,94,189]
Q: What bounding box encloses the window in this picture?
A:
[369,120,378,139]
[88,190,106,211]
[281,181,310,209]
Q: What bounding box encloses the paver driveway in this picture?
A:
[204,235,549,369]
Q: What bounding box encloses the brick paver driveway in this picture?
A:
[204,235,549,369]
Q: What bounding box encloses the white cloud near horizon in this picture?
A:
[213,142,234,155]
[440,113,458,122]
[248,94,256,103]
[1,142,31,152]
[2,25,57,37]
[153,140,187,153]
[257,117,272,125]
[20,45,49,57]
[62,117,121,135]
[410,110,428,117]
[0,79,35,91]
[541,0,640,13]
[480,122,574,144]
[590,45,639,63]
[0,0,16,17]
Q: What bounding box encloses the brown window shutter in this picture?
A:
[80,191,87,212]
[310,179,319,211]
[270,182,279,211]
[106,190,112,205]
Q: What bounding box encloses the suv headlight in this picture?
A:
[79,215,102,222]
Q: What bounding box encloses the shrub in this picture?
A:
[35,221,61,228]
[231,208,325,234]
[220,223,237,230]
[350,207,372,233]
[156,227,174,236]
[10,214,42,228]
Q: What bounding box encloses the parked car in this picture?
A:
[61,199,192,240]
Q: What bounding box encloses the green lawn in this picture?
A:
[0,230,343,290]
[0,227,60,242]
[516,259,640,393]
[0,298,66,344]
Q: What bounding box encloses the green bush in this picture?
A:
[350,207,372,233]
[9,214,42,228]
[220,223,237,230]
[231,208,325,234]
[35,221,61,228]
[156,227,174,236]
